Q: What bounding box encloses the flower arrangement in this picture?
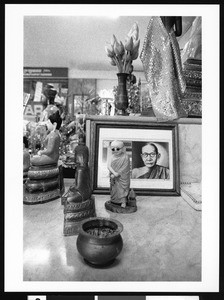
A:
[105,22,140,74]
[126,77,141,114]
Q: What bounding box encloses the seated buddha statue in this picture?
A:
[31,110,62,166]
[24,110,63,203]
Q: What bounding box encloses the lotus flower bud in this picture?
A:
[105,45,115,58]
[125,36,133,51]
[111,34,118,47]
[110,58,116,66]
[119,41,125,54]
[133,39,140,52]
[114,40,124,56]
[133,23,139,40]
[127,24,134,38]
[131,49,139,60]
[127,22,139,41]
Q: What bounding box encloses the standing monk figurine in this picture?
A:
[107,140,131,208]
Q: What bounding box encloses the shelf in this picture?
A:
[86,115,202,125]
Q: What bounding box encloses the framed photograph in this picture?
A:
[86,117,180,195]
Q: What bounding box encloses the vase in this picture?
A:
[76,217,123,267]
[115,73,129,115]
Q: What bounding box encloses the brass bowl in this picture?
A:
[76,217,123,267]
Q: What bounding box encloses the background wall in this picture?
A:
[24,16,196,71]
[178,124,202,183]
[23,15,198,117]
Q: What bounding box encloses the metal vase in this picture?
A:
[115,73,129,115]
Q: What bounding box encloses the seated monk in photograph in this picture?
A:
[132,143,170,179]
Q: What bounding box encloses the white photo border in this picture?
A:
[97,127,174,190]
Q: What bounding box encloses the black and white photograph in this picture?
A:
[132,141,170,179]
[93,122,178,194]
[4,3,220,295]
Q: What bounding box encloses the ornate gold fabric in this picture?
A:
[140,16,187,121]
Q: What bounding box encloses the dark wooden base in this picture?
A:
[105,200,137,214]
[63,196,96,236]
[23,187,61,204]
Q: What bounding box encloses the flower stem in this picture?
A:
[123,52,128,73]
[114,55,122,73]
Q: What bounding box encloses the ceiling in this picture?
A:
[24,16,196,73]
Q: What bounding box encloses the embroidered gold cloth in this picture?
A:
[140,17,187,121]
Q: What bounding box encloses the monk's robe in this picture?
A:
[110,153,130,204]
[132,165,170,179]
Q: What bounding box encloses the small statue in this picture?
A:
[24,110,63,203]
[63,133,95,236]
[66,133,92,203]
[31,110,62,166]
[39,85,59,123]
[107,140,130,207]
[105,140,137,213]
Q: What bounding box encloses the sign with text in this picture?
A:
[24,101,44,116]
[24,67,68,78]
